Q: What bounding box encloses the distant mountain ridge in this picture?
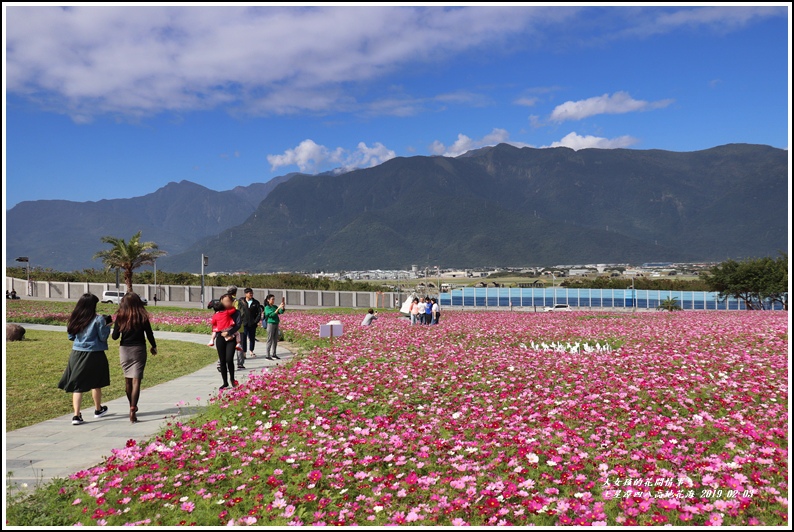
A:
[5,173,299,270]
[161,143,788,272]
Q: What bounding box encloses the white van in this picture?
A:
[102,290,148,305]
[101,290,124,304]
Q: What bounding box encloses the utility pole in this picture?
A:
[154,259,158,306]
[201,254,208,308]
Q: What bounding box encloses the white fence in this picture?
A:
[5,277,400,309]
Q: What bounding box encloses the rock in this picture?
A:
[6,324,26,342]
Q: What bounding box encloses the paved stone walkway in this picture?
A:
[5,323,294,490]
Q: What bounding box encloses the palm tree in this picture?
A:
[93,232,167,294]
[657,296,682,312]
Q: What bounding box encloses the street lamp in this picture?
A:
[552,273,556,306]
[153,258,158,306]
[200,254,208,308]
[15,257,30,296]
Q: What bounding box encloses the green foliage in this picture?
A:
[93,231,167,293]
[702,252,788,310]
[657,296,683,312]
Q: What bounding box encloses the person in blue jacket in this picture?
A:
[58,293,111,425]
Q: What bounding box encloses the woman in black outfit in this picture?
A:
[112,293,157,423]
[215,294,242,390]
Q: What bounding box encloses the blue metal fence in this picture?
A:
[438,287,785,310]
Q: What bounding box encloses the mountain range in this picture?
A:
[5,173,297,271]
[5,143,787,272]
[161,143,787,272]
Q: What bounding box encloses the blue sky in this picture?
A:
[3,5,791,207]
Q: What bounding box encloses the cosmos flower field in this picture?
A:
[8,310,789,526]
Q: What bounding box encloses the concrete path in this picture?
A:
[5,323,294,490]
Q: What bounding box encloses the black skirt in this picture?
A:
[58,349,111,393]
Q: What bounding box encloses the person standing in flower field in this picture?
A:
[410,297,420,325]
[213,293,242,390]
[424,295,433,325]
[111,292,157,424]
[263,294,285,361]
[58,293,111,426]
[226,285,251,370]
[240,288,263,360]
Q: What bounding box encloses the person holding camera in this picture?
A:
[263,294,285,360]
[361,308,379,326]
[58,293,111,425]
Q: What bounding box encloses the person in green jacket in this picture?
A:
[263,294,285,360]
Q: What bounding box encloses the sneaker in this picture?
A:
[264,355,273,360]
[94,405,108,418]
[272,353,281,360]
[235,344,243,352]
[219,384,229,390]
[72,414,85,425]
[237,365,246,370]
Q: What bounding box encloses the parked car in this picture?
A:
[544,303,572,312]
[101,290,147,305]
[101,290,124,304]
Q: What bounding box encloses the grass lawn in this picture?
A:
[5,330,215,430]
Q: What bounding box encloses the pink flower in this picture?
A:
[706,513,723,526]
[181,501,195,513]
[451,518,468,526]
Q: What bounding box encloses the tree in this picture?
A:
[703,253,788,310]
[93,232,167,294]
[657,297,682,312]
[761,252,788,310]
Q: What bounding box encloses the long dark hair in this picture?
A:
[115,292,150,333]
[67,293,100,335]
[265,294,275,305]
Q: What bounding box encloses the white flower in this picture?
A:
[452,412,462,419]
[373,506,383,513]
[547,460,557,467]
[526,453,539,464]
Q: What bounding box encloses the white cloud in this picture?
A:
[340,142,397,172]
[5,5,570,120]
[621,6,785,38]
[550,91,673,122]
[267,140,395,173]
[545,132,638,150]
[514,97,539,107]
[267,140,342,173]
[430,128,533,157]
